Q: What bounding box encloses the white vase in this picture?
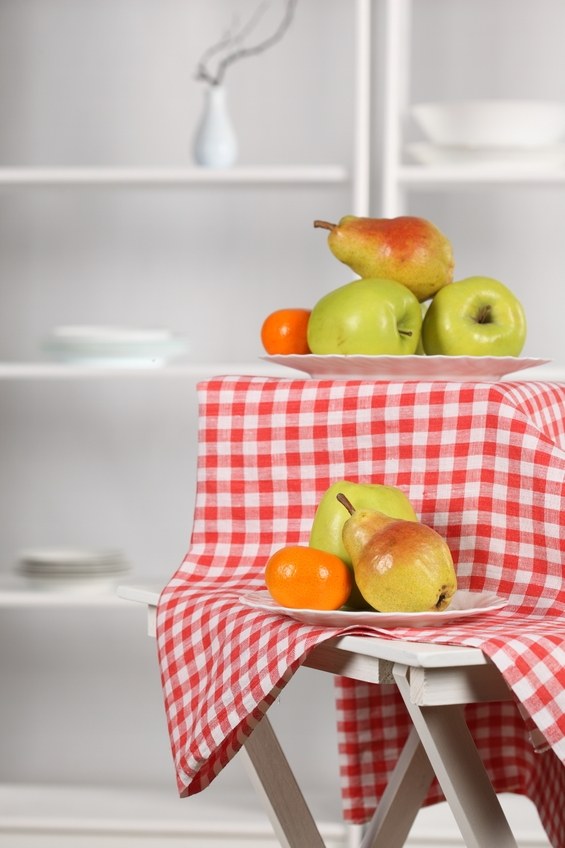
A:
[192,84,238,168]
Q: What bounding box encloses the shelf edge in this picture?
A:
[398,164,565,186]
[0,165,349,187]
[0,362,301,380]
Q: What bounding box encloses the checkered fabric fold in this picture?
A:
[157,377,565,847]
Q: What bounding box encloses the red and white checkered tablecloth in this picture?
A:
[157,376,565,847]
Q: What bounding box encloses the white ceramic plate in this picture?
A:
[260,355,550,381]
[17,547,130,574]
[42,326,189,367]
[46,326,175,343]
[240,589,508,628]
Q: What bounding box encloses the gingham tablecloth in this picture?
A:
[157,376,565,847]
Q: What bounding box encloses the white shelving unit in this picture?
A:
[0,2,373,846]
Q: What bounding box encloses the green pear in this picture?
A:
[339,494,457,613]
[309,481,418,610]
[307,277,422,355]
[314,215,454,303]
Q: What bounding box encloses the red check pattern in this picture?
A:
[157,377,565,846]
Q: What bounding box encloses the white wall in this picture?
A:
[0,0,558,841]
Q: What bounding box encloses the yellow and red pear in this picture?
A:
[338,493,457,613]
[314,215,454,302]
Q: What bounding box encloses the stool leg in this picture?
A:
[241,712,326,848]
[393,664,518,848]
[361,727,433,848]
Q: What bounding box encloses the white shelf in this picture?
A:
[398,163,565,187]
[0,576,139,608]
[0,361,562,382]
[0,165,349,188]
[0,783,351,848]
[0,361,301,380]
[0,783,547,848]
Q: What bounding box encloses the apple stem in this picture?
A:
[398,329,413,337]
[336,492,355,515]
[313,220,336,232]
[476,304,492,324]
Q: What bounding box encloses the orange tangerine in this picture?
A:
[260,308,311,355]
[265,545,352,610]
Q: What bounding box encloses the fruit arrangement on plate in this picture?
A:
[260,215,527,358]
[264,480,458,614]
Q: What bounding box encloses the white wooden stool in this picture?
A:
[119,583,518,848]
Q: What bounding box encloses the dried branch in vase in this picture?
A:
[195,0,298,87]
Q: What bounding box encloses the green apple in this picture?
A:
[422,276,526,356]
[310,480,419,609]
[309,480,418,566]
[307,278,422,355]
[415,302,429,355]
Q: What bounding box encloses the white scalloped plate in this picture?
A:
[261,355,550,382]
[240,589,508,628]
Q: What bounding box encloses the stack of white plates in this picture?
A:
[16,548,131,593]
[42,326,189,367]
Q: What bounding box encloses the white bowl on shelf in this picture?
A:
[411,100,565,148]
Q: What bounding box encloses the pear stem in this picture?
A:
[336,492,355,515]
[313,220,336,232]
